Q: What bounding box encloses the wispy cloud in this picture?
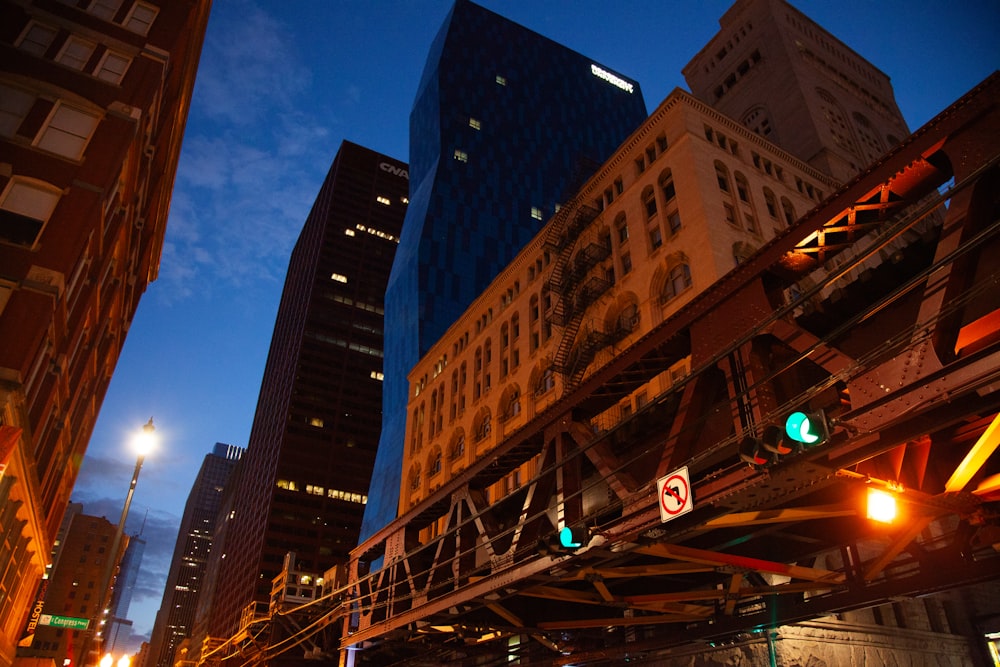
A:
[157,1,338,303]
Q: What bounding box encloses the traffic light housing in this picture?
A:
[559,525,589,550]
[784,409,829,447]
[539,525,591,555]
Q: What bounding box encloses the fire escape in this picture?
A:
[544,200,616,385]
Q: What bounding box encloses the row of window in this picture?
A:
[275,479,367,505]
[700,20,754,72]
[65,0,159,36]
[17,21,132,84]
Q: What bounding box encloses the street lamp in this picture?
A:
[85,419,156,666]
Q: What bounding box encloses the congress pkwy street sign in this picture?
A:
[38,614,89,630]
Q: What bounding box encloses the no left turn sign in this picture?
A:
[657,466,693,522]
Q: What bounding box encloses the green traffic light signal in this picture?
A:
[559,525,588,550]
[784,410,828,446]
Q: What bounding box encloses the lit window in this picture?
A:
[454,149,468,162]
[401,196,409,204]
[0,177,62,246]
[344,228,356,236]
[469,118,481,130]
[56,36,96,71]
[495,75,507,86]
[95,50,131,84]
[331,273,347,283]
[376,195,391,205]
[370,371,384,381]
[123,1,158,35]
[309,417,324,428]
[36,103,101,160]
[531,207,543,220]
[17,22,58,56]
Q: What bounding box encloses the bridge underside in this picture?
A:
[208,76,1000,667]
[329,75,1000,667]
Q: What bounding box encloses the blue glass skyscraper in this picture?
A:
[362,0,648,538]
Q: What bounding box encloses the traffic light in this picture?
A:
[784,409,829,447]
[539,525,591,555]
[558,525,590,550]
[738,436,769,466]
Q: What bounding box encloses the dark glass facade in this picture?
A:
[363,0,649,539]
[208,142,408,637]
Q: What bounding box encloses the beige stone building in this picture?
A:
[399,87,835,522]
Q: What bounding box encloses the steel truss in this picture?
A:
[329,75,1000,666]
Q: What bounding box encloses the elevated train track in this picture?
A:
[218,74,1000,666]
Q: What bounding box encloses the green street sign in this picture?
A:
[38,614,89,630]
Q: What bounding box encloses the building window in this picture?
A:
[56,36,96,71]
[764,189,778,219]
[0,84,34,137]
[123,1,158,35]
[495,74,507,86]
[95,50,131,84]
[0,177,62,246]
[535,368,555,395]
[469,117,481,130]
[88,0,123,21]
[660,170,676,202]
[36,103,101,160]
[723,203,737,226]
[643,187,657,219]
[621,252,632,275]
[17,22,58,56]
[649,226,663,250]
[715,162,731,192]
[531,206,543,220]
[330,272,347,283]
[454,149,468,162]
[617,218,629,243]
[662,263,692,302]
[667,210,681,234]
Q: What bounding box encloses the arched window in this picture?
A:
[534,366,555,396]
[409,465,421,491]
[661,263,692,304]
[642,186,657,220]
[780,197,797,226]
[742,104,774,138]
[714,161,731,193]
[763,188,778,220]
[428,449,442,477]
[450,431,466,460]
[474,410,492,442]
[659,169,676,202]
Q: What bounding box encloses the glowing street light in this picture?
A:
[866,488,898,523]
[85,419,156,665]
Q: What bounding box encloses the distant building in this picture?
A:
[0,2,210,663]
[206,142,409,640]
[106,531,145,654]
[682,0,910,183]
[147,443,242,667]
[363,0,649,543]
[19,512,121,667]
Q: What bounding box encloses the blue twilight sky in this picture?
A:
[69,0,999,653]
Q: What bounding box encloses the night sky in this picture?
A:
[69,0,1000,653]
